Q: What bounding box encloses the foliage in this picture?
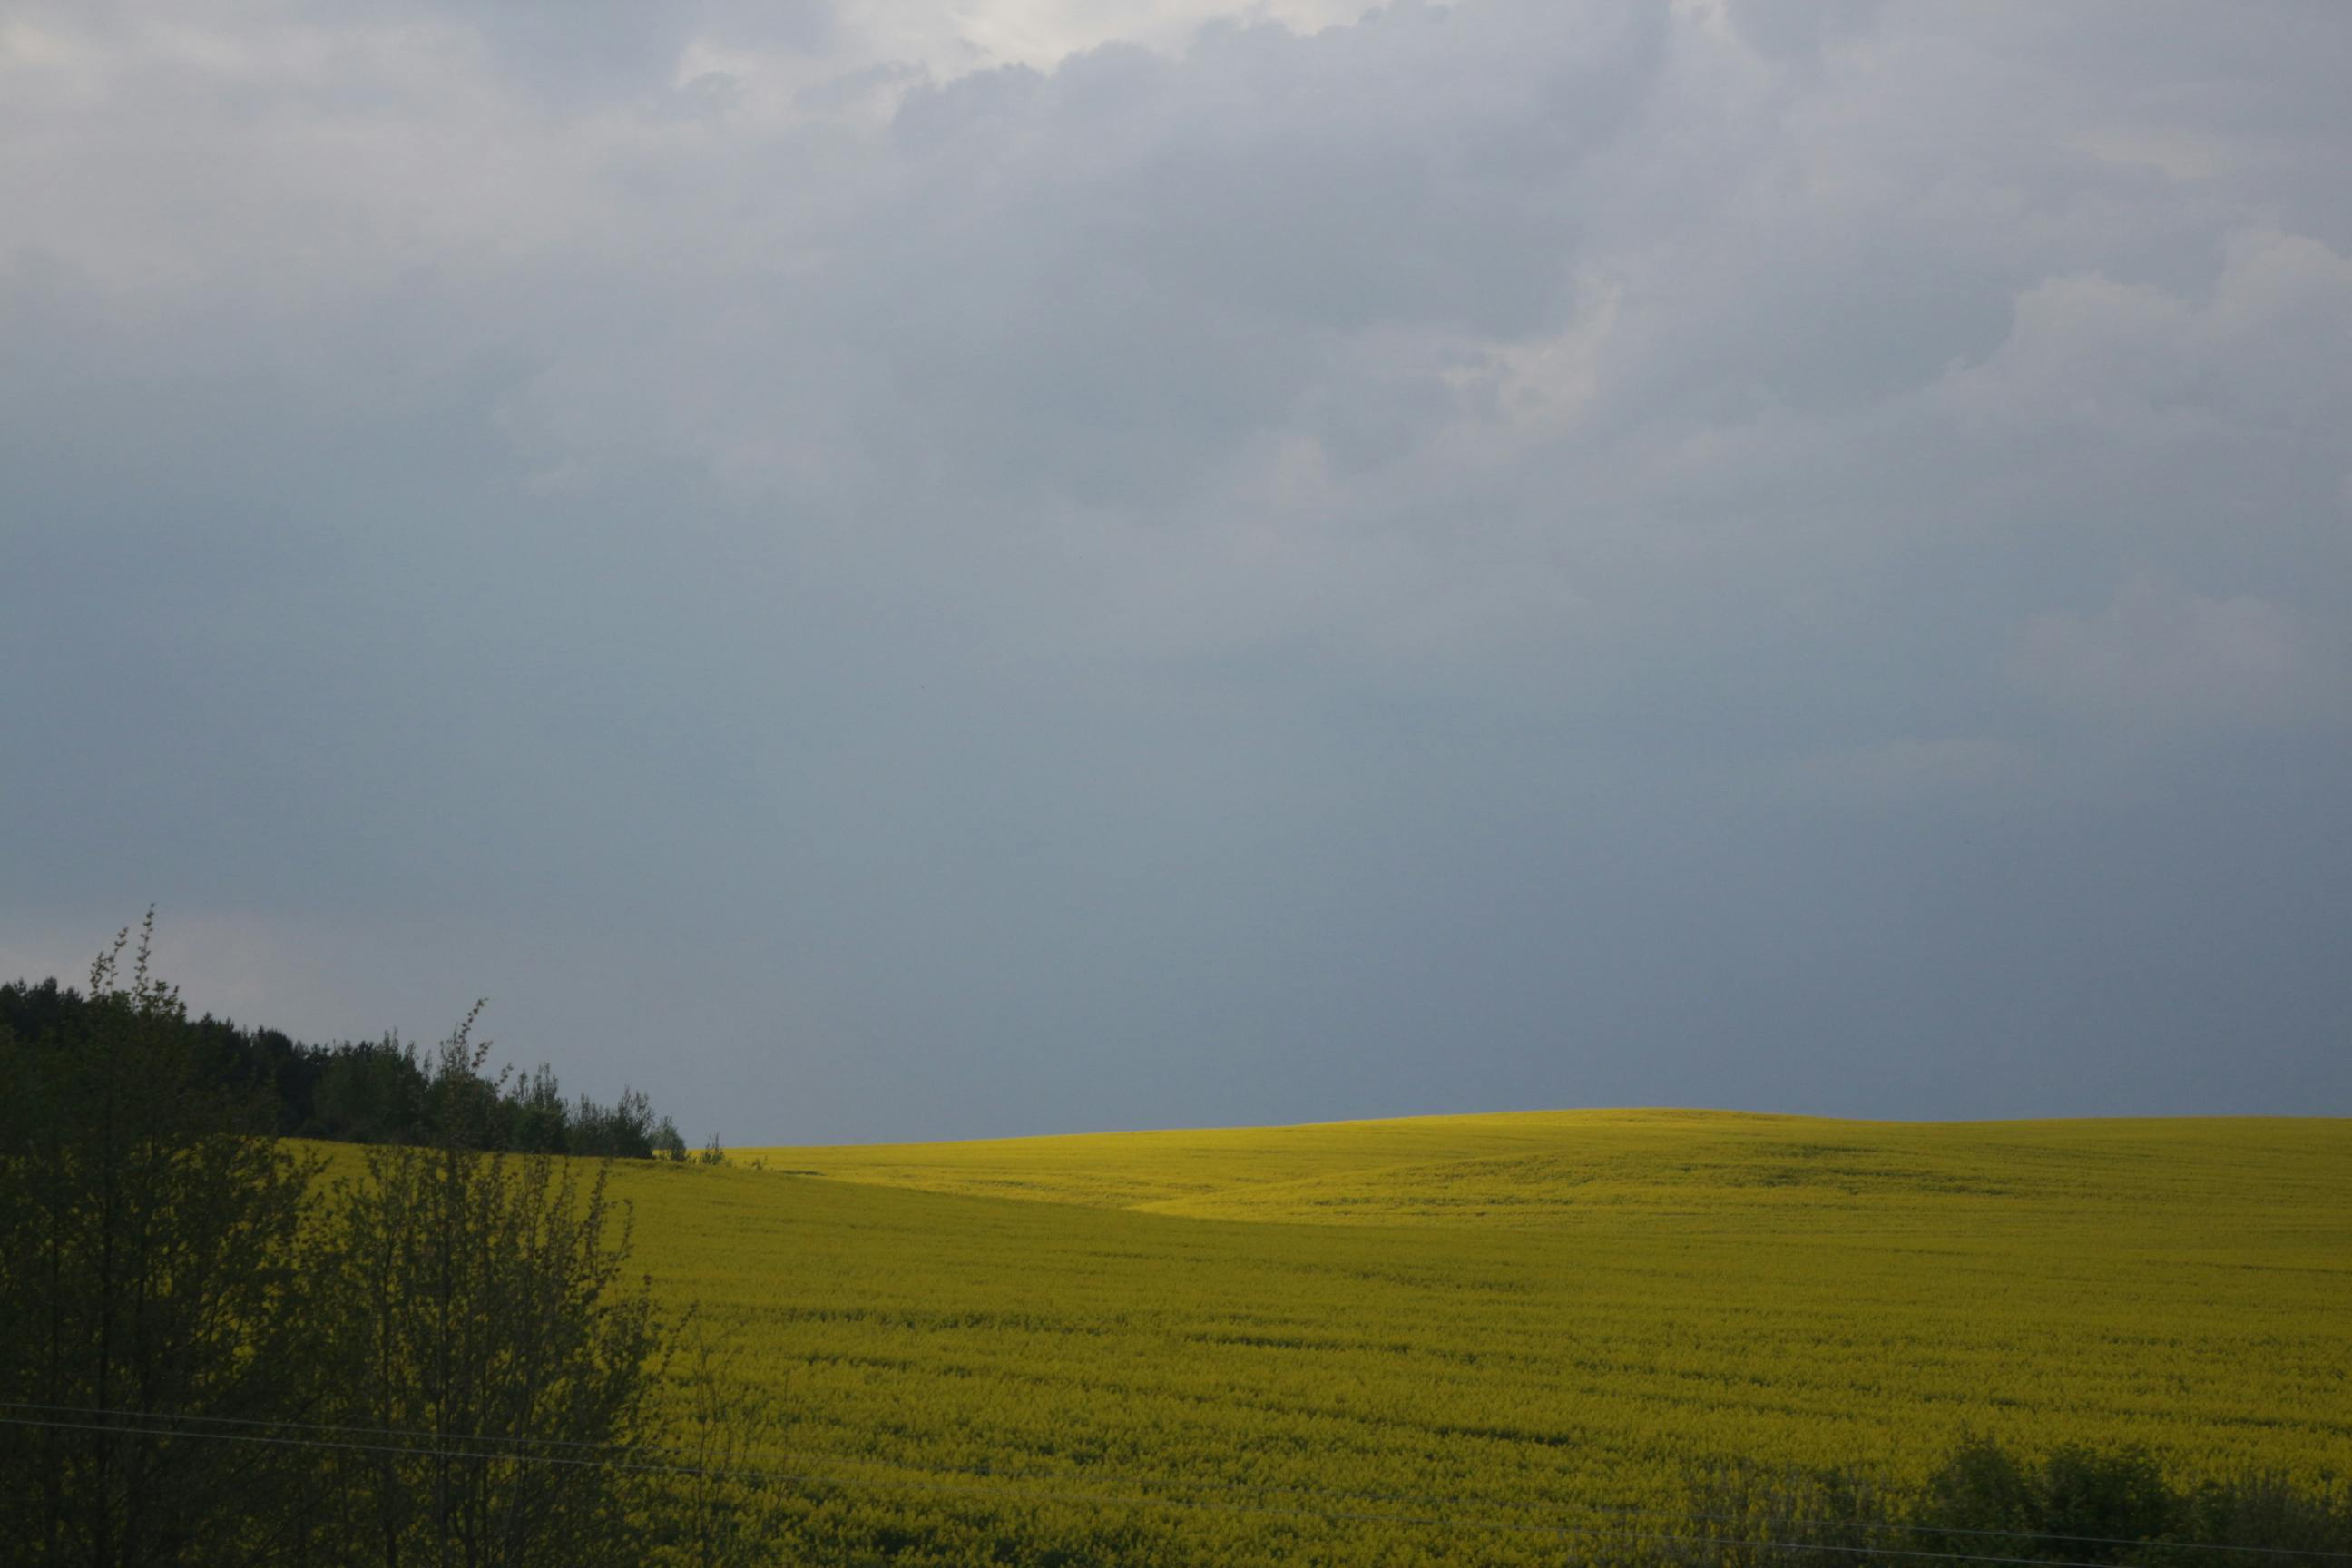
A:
[304,1012,668,1567]
[0,926,678,1566]
[1908,1434,2173,1562]
[571,1087,660,1160]
[0,916,321,1566]
[0,974,702,1159]
[1672,1447,2352,1568]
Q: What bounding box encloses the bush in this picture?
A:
[305,1009,668,1568]
[1673,1436,2352,1568]
[0,922,684,1566]
[0,917,321,1566]
[2037,1442,2178,1557]
[1911,1435,2352,1567]
[1911,1432,2039,1560]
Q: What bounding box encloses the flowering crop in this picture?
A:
[515,1111,2350,1564]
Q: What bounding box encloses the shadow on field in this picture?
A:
[1671,1436,2352,1568]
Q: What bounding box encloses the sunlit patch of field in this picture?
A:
[377,1112,2352,1563]
[742,1109,2352,1232]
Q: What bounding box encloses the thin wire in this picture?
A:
[4,1410,2323,1568]
[0,1398,631,1454]
[6,1398,2341,1563]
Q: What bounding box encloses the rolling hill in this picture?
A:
[523,1109,2352,1563]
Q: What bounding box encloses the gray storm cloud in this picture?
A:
[4,0,2348,1140]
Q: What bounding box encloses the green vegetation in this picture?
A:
[0,926,321,1563]
[300,1020,668,1564]
[0,973,693,1157]
[0,926,672,1566]
[1669,1443,2352,1567]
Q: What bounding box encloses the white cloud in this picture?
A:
[1936,228,2352,445]
[837,0,1373,75]
[2011,578,2322,726]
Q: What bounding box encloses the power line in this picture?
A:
[7,1410,2344,1568]
[0,1398,632,1455]
[5,1398,2340,1563]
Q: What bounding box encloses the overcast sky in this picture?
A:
[5,0,2348,1142]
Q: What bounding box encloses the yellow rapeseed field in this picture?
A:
[585,1111,2348,1563]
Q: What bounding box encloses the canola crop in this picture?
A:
[603,1111,2349,1564]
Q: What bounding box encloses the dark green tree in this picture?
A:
[652,1117,688,1162]
[505,1065,573,1154]
[0,916,321,1566]
[307,1036,430,1144]
[307,1008,667,1568]
[1,922,692,1566]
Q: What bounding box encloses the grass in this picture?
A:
[379,1111,2352,1563]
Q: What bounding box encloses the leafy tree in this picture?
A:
[1908,1435,2345,1566]
[506,1064,573,1154]
[308,1036,430,1144]
[1,922,694,1566]
[2035,1443,2177,1557]
[0,916,320,1566]
[652,1117,688,1162]
[0,980,684,1161]
[306,1009,667,1568]
[571,1088,657,1160]
[1911,1431,2037,1559]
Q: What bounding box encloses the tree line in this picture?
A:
[0,919,757,1567]
[0,971,717,1161]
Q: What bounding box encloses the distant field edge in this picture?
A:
[734,1107,2352,1221]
